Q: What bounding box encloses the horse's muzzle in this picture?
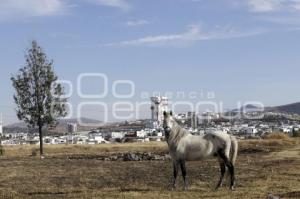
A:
[164,127,171,133]
[164,127,171,139]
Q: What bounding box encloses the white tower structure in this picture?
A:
[150,96,168,127]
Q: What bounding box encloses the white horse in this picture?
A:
[163,111,238,191]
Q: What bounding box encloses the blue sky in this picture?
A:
[0,0,300,124]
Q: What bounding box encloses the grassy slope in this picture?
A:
[0,138,299,199]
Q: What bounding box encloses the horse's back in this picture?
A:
[204,132,234,156]
[204,131,231,142]
[174,134,217,161]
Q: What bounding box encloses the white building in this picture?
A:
[200,112,217,124]
[75,136,89,144]
[150,96,168,127]
[281,126,292,133]
[136,130,147,138]
[246,127,258,134]
[44,137,57,144]
[57,138,67,144]
[111,132,125,139]
[157,132,163,137]
[88,132,105,143]
[94,135,105,143]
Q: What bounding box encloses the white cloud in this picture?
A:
[0,0,66,19]
[85,0,131,11]
[126,20,150,27]
[248,0,280,12]
[259,15,300,25]
[247,0,300,12]
[292,0,300,10]
[106,25,266,47]
[0,0,131,21]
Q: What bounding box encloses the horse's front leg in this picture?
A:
[180,160,188,191]
[171,161,179,190]
[215,161,226,190]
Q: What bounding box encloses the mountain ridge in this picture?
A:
[233,102,300,115]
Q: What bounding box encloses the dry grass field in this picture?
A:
[0,136,299,199]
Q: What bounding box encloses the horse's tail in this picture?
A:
[230,136,238,165]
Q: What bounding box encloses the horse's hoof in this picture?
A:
[215,183,222,191]
[230,186,235,191]
[168,184,176,191]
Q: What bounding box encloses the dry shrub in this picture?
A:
[31,148,38,156]
[293,131,300,137]
[239,135,296,154]
[262,132,291,140]
[260,139,294,146]
[0,145,5,156]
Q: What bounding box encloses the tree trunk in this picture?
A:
[39,125,44,156]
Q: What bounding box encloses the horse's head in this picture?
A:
[163,111,174,139]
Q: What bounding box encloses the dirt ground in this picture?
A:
[0,140,299,199]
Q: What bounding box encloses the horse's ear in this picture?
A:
[163,111,167,117]
[170,111,173,116]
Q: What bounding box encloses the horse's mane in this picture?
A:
[168,119,189,146]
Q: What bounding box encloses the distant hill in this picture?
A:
[231,104,262,113]
[5,122,28,128]
[265,102,300,115]
[232,102,300,115]
[57,118,103,126]
[5,117,102,128]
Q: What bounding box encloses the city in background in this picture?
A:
[2,95,300,146]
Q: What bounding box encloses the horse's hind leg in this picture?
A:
[215,158,226,190]
[218,150,235,190]
[179,160,188,191]
[171,161,179,190]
